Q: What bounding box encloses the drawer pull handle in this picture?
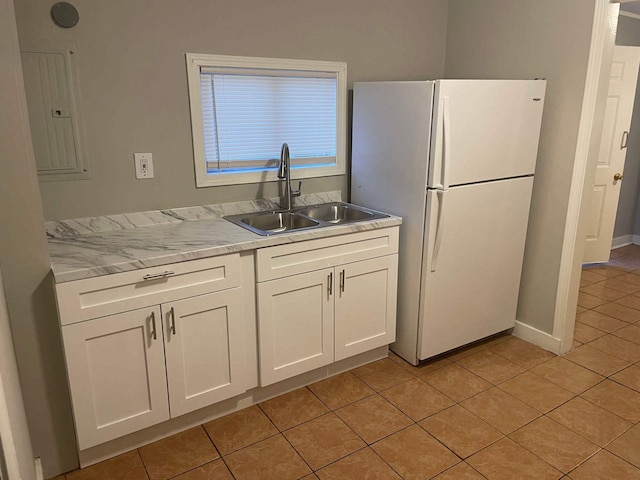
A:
[150,311,157,340]
[142,270,175,281]
[170,307,176,335]
[328,272,333,297]
[340,270,345,293]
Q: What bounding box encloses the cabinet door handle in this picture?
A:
[328,272,333,297]
[340,270,345,293]
[169,307,176,335]
[150,311,157,340]
[142,270,175,281]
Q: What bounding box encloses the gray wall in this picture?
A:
[445,0,597,334]
[1,0,77,477]
[15,0,449,221]
[11,0,449,476]
[614,15,640,239]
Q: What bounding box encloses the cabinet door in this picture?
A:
[258,269,334,386]
[335,255,398,361]
[163,288,246,417]
[62,307,169,450]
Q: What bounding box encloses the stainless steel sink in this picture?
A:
[297,203,384,224]
[224,202,389,236]
[226,211,320,236]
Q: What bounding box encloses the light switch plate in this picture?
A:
[134,153,153,179]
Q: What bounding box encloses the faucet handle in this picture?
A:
[292,181,302,198]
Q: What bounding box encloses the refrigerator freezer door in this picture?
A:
[429,80,545,188]
[418,176,534,360]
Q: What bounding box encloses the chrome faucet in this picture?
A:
[277,143,301,210]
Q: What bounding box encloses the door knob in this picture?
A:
[614,173,624,181]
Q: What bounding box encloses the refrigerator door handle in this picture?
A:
[430,189,446,272]
[442,96,451,190]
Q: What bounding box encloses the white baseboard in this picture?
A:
[612,235,634,249]
[34,457,43,480]
[612,235,640,249]
[513,321,562,355]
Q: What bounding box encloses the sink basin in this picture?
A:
[297,203,383,224]
[225,211,319,236]
[224,202,389,236]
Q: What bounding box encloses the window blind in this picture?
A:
[199,68,337,173]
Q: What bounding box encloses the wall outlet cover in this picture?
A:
[134,153,153,179]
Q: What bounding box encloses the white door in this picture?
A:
[419,177,534,360]
[334,255,398,361]
[584,46,640,263]
[257,269,334,386]
[430,80,546,187]
[62,307,170,449]
[163,288,246,418]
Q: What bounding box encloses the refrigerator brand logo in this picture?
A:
[533,98,541,102]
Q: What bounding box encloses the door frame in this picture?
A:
[554,0,618,354]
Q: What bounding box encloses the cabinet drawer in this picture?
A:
[256,227,399,282]
[56,254,241,325]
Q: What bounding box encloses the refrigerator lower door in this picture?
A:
[418,176,534,360]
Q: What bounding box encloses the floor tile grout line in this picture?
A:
[258,383,420,474]
[577,298,638,318]
[562,447,603,477]
[414,416,504,462]
[453,353,632,457]
[450,355,527,387]
[432,461,491,480]
[507,414,603,474]
[581,305,640,322]
[584,337,640,364]
[307,379,378,412]
[562,349,630,378]
[277,424,319,476]
[577,377,630,404]
[608,367,640,391]
[308,444,370,477]
[534,378,637,450]
[465,422,564,477]
[256,399,289,434]
[366,444,407,480]
[199,420,242,479]
[134,447,152,480]
[602,442,640,471]
[323,399,460,475]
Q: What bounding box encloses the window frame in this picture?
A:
[185,53,347,187]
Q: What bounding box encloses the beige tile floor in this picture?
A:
[53,245,640,480]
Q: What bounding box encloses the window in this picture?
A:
[186,54,347,187]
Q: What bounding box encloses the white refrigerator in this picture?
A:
[351,80,546,364]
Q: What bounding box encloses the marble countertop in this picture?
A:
[47,192,401,283]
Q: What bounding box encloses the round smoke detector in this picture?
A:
[51,2,79,28]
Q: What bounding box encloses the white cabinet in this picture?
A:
[335,255,398,361]
[57,253,250,450]
[63,307,169,450]
[257,228,399,386]
[55,227,400,451]
[258,268,335,385]
[164,288,246,417]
